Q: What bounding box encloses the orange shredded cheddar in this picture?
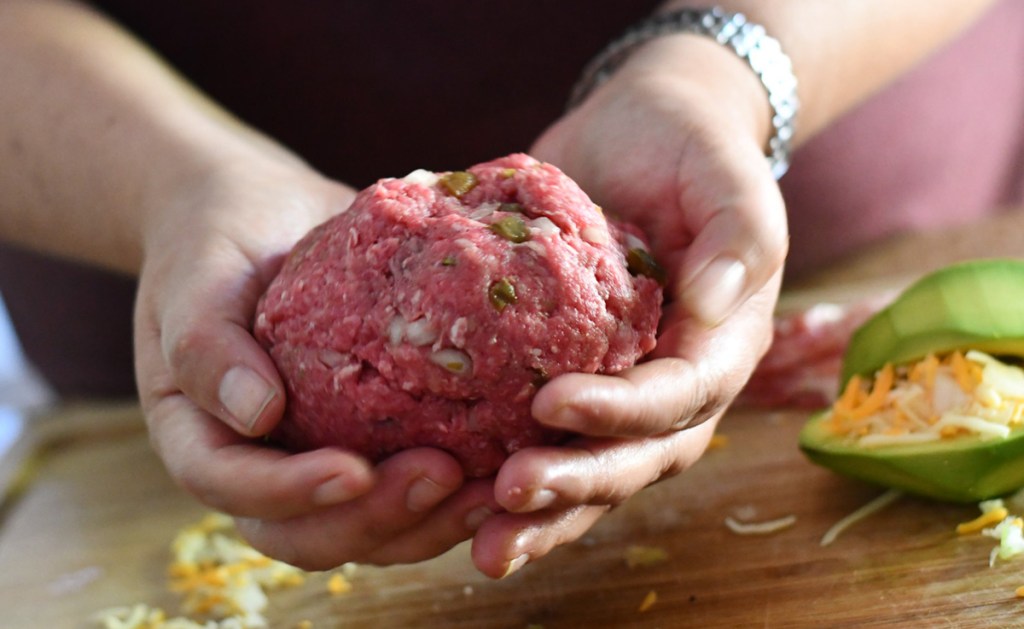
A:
[835,374,863,413]
[908,353,940,391]
[848,363,895,419]
[638,590,658,613]
[949,351,979,393]
[957,507,1009,535]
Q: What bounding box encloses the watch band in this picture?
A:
[568,7,799,179]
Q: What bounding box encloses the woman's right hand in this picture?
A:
[133,150,501,570]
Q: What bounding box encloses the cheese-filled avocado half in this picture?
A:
[799,259,1024,502]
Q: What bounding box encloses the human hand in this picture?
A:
[469,34,788,578]
[134,151,501,570]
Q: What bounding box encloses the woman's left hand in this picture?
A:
[469,33,788,578]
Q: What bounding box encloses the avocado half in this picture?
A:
[799,258,1024,502]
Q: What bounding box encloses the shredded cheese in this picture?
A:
[637,590,658,613]
[93,513,357,629]
[956,503,1009,535]
[624,545,669,568]
[825,351,1024,447]
[820,489,903,547]
[956,499,1024,570]
[724,514,797,535]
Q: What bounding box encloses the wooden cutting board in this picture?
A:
[1,399,1022,627]
[3,211,1024,628]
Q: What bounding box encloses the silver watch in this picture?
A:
[568,7,799,179]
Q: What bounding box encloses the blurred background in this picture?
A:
[0,295,55,465]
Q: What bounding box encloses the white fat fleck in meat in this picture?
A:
[530,216,560,238]
[388,315,407,345]
[402,169,440,187]
[580,224,609,246]
[336,362,360,380]
[348,227,360,248]
[624,233,647,251]
[449,317,470,347]
[317,349,349,368]
[469,201,501,221]
[430,348,473,375]
[405,317,439,346]
[520,240,548,257]
[453,237,477,252]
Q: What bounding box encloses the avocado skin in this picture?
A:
[799,412,1024,502]
[841,259,1024,385]
[801,258,1024,502]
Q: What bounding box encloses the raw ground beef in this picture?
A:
[254,154,663,476]
[739,297,891,409]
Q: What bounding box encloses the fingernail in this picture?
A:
[501,553,530,578]
[406,476,450,512]
[313,475,359,506]
[219,366,277,432]
[464,506,493,531]
[684,256,747,326]
[520,488,557,512]
[549,404,585,430]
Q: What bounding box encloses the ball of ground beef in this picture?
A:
[254,153,663,477]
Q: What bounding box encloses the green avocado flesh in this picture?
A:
[801,258,1024,502]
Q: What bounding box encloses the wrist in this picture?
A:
[570,7,796,178]
[137,117,313,255]
[619,34,774,154]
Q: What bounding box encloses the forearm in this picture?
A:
[658,0,998,146]
[0,0,301,274]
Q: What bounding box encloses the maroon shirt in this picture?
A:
[2,1,1021,397]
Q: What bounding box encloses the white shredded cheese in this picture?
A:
[92,513,347,629]
[826,351,1024,447]
[820,489,903,547]
[724,514,797,535]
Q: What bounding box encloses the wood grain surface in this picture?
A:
[2,211,1024,628]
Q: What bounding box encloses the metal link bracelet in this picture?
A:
[568,7,799,179]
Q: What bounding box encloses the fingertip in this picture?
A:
[309,451,376,507]
[532,373,615,430]
[375,447,466,512]
[679,255,748,326]
[218,364,285,436]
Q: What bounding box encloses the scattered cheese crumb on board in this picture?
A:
[820,489,903,547]
[93,513,357,628]
[624,545,669,568]
[724,514,797,535]
[637,590,658,613]
[956,499,1024,567]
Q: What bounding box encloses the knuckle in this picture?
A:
[165,324,207,374]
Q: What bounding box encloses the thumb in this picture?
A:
[674,141,788,327]
[145,259,286,437]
